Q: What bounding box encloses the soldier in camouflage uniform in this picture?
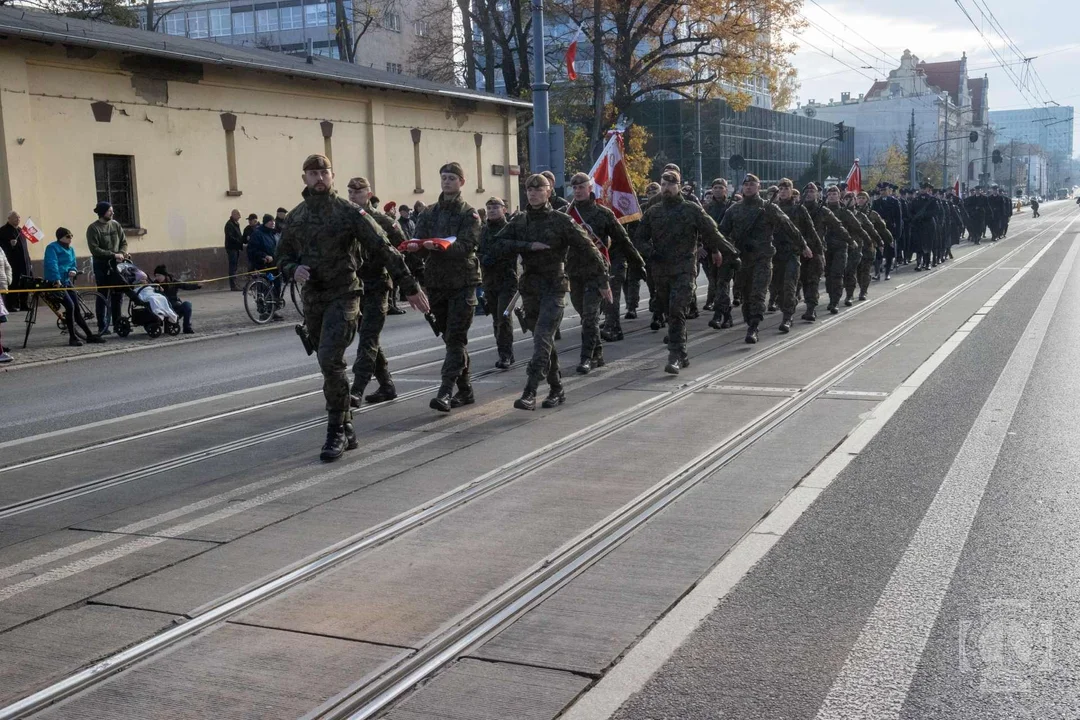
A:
[855,191,893,300]
[823,185,870,311]
[637,170,736,372]
[705,178,735,328]
[774,179,822,326]
[768,178,815,332]
[846,191,881,303]
[477,196,517,369]
[406,162,482,413]
[493,174,611,409]
[345,177,407,408]
[717,174,802,344]
[801,183,853,316]
[567,172,644,371]
[276,154,428,462]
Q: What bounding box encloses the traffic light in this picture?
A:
[835,122,846,141]
[992,149,1003,165]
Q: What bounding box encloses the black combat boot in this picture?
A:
[686,306,700,320]
[664,352,680,375]
[679,353,690,369]
[708,314,722,330]
[365,382,397,404]
[802,306,817,322]
[592,351,605,368]
[450,384,475,408]
[554,328,562,340]
[778,315,792,333]
[541,385,566,408]
[495,353,513,370]
[625,309,637,320]
[320,423,347,462]
[343,422,359,451]
[703,301,714,311]
[650,314,663,331]
[745,322,759,344]
[828,302,839,314]
[576,357,592,375]
[430,384,453,412]
[350,383,365,409]
[858,291,867,301]
[844,291,854,307]
[514,386,537,411]
[720,312,734,329]
[767,300,777,313]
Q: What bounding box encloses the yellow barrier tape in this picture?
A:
[0,267,279,295]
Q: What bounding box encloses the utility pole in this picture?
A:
[942,99,948,188]
[1008,138,1015,196]
[908,109,916,187]
[695,92,703,192]
[530,0,551,174]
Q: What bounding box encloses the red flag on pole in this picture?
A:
[845,159,862,194]
[953,177,962,199]
[588,131,643,224]
[565,23,584,81]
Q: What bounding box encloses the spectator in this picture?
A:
[0,247,12,362]
[247,214,283,320]
[45,227,105,346]
[153,264,200,334]
[413,200,426,216]
[242,213,259,271]
[274,207,289,241]
[224,209,245,291]
[397,204,415,238]
[86,201,127,335]
[396,203,423,295]
[383,201,398,219]
[1,210,31,311]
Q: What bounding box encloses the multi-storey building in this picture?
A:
[989,107,1074,160]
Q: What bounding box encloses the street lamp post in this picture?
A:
[530,0,550,174]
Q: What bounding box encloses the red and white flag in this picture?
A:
[845,159,862,194]
[565,22,585,81]
[953,177,962,198]
[568,204,610,262]
[588,131,642,224]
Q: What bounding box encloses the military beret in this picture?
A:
[777,178,793,188]
[645,182,660,193]
[569,172,592,187]
[825,184,841,194]
[302,154,332,171]
[803,182,818,192]
[661,170,681,184]
[711,178,728,188]
[856,191,869,200]
[485,196,506,207]
[541,170,557,185]
[791,189,801,197]
[743,173,760,184]
[767,185,779,194]
[383,201,397,212]
[347,176,370,190]
[525,174,550,189]
[439,162,465,179]
[663,163,681,174]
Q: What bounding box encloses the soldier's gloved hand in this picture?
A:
[801,247,814,259]
[406,289,431,314]
[294,265,311,282]
[600,287,613,304]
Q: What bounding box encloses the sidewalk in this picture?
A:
[1,287,300,369]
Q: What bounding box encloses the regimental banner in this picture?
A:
[588,131,643,224]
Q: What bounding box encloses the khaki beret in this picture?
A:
[743,173,760,184]
[803,182,818,192]
[661,170,681,184]
[485,196,506,207]
[540,170,557,184]
[525,174,550,189]
[569,172,592,186]
[663,163,681,174]
[856,191,869,200]
[439,162,465,179]
[645,182,660,193]
[777,178,793,188]
[711,178,728,188]
[303,154,332,171]
[347,176,370,190]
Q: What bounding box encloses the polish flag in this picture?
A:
[953,177,962,199]
[588,130,642,224]
[845,159,862,194]
[565,23,585,81]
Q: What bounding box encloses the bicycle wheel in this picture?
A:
[290,279,305,319]
[78,291,107,329]
[244,277,274,324]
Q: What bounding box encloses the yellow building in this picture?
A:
[0,7,525,280]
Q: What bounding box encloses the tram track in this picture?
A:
[0,206,1068,720]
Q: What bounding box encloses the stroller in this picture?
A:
[113,261,182,338]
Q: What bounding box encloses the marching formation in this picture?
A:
[275,152,1019,462]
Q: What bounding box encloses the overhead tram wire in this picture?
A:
[805,0,901,65]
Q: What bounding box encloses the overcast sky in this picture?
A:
[789,0,1079,158]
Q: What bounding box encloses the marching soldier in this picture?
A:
[909,182,939,271]
[854,191,892,300]
[276,154,428,462]
[769,178,815,332]
[871,183,903,280]
[775,180,823,325]
[823,185,868,310]
[493,174,611,409]
[477,196,517,369]
[802,183,852,316]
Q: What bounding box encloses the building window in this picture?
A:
[94,155,138,229]
[209,8,231,37]
[280,6,303,30]
[187,10,209,38]
[414,19,427,36]
[387,62,403,74]
[232,10,254,34]
[256,8,279,32]
[164,12,186,35]
[382,11,401,31]
[304,3,329,27]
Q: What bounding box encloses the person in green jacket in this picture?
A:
[86,201,128,335]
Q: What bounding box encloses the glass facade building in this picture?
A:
[628,98,856,186]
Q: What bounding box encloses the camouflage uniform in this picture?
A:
[851,206,881,298]
[717,194,801,328]
[823,201,869,305]
[804,200,853,311]
[276,188,418,425]
[705,196,735,317]
[493,202,609,393]
[863,206,894,294]
[767,198,811,322]
[412,192,482,394]
[776,197,822,319]
[477,214,518,363]
[637,194,736,361]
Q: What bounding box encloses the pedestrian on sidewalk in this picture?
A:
[152,265,200,334]
[224,209,245,291]
[242,213,259,272]
[1,210,32,311]
[45,227,105,346]
[0,248,13,362]
[247,214,283,320]
[86,201,128,335]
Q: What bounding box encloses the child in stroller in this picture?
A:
[113,261,182,338]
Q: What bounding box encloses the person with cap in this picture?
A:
[871,183,903,280]
[152,264,200,334]
[773,179,822,328]
[45,226,105,346]
[276,153,428,462]
[908,182,939,271]
[346,176,408,407]
[274,207,289,242]
[822,187,870,308]
[224,209,245,291]
[247,213,285,319]
[477,196,517,368]
[1030,194,1040,218]
[241,212,260,271]
[704,178,734,316]
[854,191,891,300]
[567,172,644,369]
[799,183,847,319]
[963,187,987,244]
[493,173,612,408]
[638,170,736,370]
[624,182,660,321]
[86,200,128,335]
[541,171,570,212]
[717,173,801,343]
[406,161,483,413]
[1,211,32,312]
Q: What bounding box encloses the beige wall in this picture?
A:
[0,39,517,264]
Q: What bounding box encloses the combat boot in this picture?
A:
[343,422,359,451]
[514,387,537,411]
[554,328,562,340]
[686,306,700,320]
[320,423,347,463]
[767,300,777,313]
[592,351,605,368]
[576,358,592,375]
[703,301,714,311]
[844,291,853,307]
[664,352,680,375]
[858,291,867,301]
[679,353,690,369]
[778,315,792,334]
[364,382,397,404]
[802,306,817,323]
[650,313,663,331]
[495,353,514,370]
[600,327,623,342]
[450,385,475,408]
[745,322,759,344]
[541,385,566,408]
[828,302,839,315]
[350,383,365,409]
[720,311,734,329]
[625,309,637,320]
[429,384,453,413]
[708,315,722,330]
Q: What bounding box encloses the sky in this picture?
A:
[788,0,1080,158]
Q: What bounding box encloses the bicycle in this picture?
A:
[244,270,304,324]
[20,279,107,348]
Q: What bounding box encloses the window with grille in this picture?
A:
[232,10,254,34]
[94,155,138,228]
[210,8,231,36]
[280,6,303,29]
[164,12,186,35]
[304,3,329,27]
[187,10,208,38]
[256,8,279,32]
[386,62,403,74]
[382,12,400,31]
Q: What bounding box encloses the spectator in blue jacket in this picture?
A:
[247,214,283,320]
[45,227,104,346]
